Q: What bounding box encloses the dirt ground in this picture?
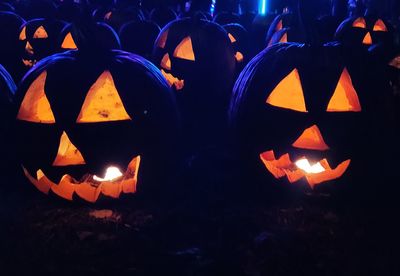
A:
[0,156,398,276]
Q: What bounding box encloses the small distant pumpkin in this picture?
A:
[18,18,66,67]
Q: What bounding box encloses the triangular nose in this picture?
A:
[25,41,34,55]
[292,125,330,151]
[52,131,86,166]
[362,32,372,45]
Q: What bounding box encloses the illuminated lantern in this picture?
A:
[153,18,235,150]
[58,22,121,52]
[265,12,304,47]
[18,18,66,68]
[102,7,144,32]
[335,16,393,47]
[14,48,179,202]
[223,23,250,73]
[229,43,379,189]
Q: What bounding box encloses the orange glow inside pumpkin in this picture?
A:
[173,36,195,61]
[260,150,351,188]
[161,53,172,70]
[362,32,372,45]
[61,32,78,49]
[228,33,236,43]
[76,71,132,123]
[276,20,283,31]
[19,26,26,40]
[17,71,56,123]
[25,41,34,55]
[23,155,141,203]
[93,166,123,181]
[292,125,330,151]
[279,32,288,43]
[52,131,86,166]
[352,17,366,28]
[33,26,48,39]
[327,68,361,112]
[157,29,169,49]
[266,68,307,112]
[235,51,244,62]
[161,69,184,90]
[373,19,387,32]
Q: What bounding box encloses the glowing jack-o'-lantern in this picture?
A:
[14,49,179,202]
[153,18,235,92]
[229,43,373,189]
[223,23,249,73]
[335,16,393,47]
[18,19,66,68]
[153,18,235,151]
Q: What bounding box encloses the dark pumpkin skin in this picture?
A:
[14,49,180,199]
[265,12,305,47]
[18,18,67,68]
[153,18,236,151]
[0,11,26,82]
[229,42,394,194]
[335,16,394,47]
[0,64,17,189]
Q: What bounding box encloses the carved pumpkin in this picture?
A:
[223,23,250,73]
[265,12,304,47]
[153,17,236,150]
[229,43,378,189]
[18,18,66,68]
[335,16,393,47]
[14,49,179,203]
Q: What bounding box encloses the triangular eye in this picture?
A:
[161,53,171,70]
[19,26,26,40]
[228,33,236,43]
[327,68,361,112]
[33,26,48,39]
[157,29,169,49]
[276,20,283,31]
[76,71,132,123]
[373,19,387,32]
[266,68,307,112]
[352,17,366,28]
[173,36,195,61]
[104,11,112,20]
[61,32,77,49]
[17,71,56,123]
[279,32,287,43]
[52,131,86,166]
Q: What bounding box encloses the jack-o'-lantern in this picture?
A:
[153,18,235,151]
[229,42,379,189]
[335,16,393,47]
[58,22,121,52]
[265,11,305,47]
[18,18,66,68]
[223,23,249,73]
[14,48,179,203]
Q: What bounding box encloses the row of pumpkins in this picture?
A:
[0,8,398,203]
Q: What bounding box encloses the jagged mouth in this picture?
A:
[260,150,350,189]
[161,69,185,90]
[22,156,141,203]
[22,58,36,67]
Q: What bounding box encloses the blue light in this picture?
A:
[259,0,267,15]
[210,0,216,17]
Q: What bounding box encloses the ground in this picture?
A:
[0,156,398,275]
